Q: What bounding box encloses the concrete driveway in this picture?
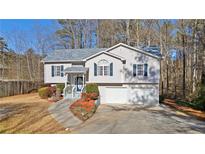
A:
[73,104,205,134]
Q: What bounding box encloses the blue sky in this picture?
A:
[0,19,59,34]
[0,19,52,31]
[0,19,177,54]
[0,19,59,52]
[0,19,98,52]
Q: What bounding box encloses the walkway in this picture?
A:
[48,98,82,129]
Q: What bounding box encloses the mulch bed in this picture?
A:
[162,99,205,120]
[69,98,97,121]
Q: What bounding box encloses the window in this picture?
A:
[133,64,148,77]
[97,66,103,76]
[95,59,112,76]
[137,64,143,76]
[55,66,61,76]
[104,66,109,76]
[51,65,64,77]
[97,59,109,76]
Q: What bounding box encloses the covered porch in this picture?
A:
[63,67,88,99]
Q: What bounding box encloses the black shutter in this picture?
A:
[144,64,148,76]
[133,64,136,77]
[51,65,54,77]
[94,63,97,76]
[61,65,64,77]
[110,63,113,76]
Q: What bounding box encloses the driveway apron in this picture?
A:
[73,104,205,134]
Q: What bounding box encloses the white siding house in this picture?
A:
[44,63,72,83]
[108,45,160,84]
[42,43,161,106]
[85,52,124,83]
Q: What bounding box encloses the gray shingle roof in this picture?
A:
[43,44,161,62]
[43,48,107,62]
[64,67,88,74]
[140,46,162,57]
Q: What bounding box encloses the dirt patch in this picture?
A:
[0,93,68,134]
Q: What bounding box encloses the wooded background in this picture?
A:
[0,19,205,100]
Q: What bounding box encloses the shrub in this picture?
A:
[56,88,62,98]
[49,86,56,94]
[81,93,87,99]
[38,87,53,99]
[89,93,98,100]
[176,100,205,111]
[174,84,205,111]
[187,84,205,111]
[159,95,165,103]
[81,92,98,100]
[56,83,65,93]
[85,83,99,96]
[40,83,51,88]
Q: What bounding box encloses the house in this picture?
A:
[42,43,161,106]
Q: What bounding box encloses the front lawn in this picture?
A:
[0,93,67,134]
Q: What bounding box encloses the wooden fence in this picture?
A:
[0,80,42,98]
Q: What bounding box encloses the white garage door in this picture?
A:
[127,85,159,105]
[104,87,128,104]
[99,85,159,105]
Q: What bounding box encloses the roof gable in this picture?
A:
[84,51,126,62]
[42,43,161,63]
[106,43,161,60]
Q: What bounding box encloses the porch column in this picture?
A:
[83,74,85,86]
[65,73,68,87]
[63,73,67,98]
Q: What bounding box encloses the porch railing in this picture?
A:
[81,86,85,93]
[72,86,77,98]
[63,85,73,99]
[64,85,85,99]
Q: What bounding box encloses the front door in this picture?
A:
[76,77,83,92]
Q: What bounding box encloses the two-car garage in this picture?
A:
[99,84,159,106]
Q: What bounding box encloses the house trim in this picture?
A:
[85,82,159,84]
[85,43,161,60]
[108,43,161,59]
[42,60,83,64]
[84,51,126,62]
